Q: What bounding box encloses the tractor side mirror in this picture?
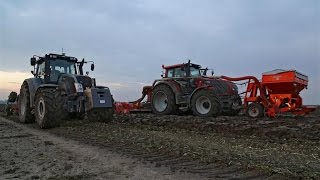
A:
[91,64,95,71]
[31,70,34,75]
[30,57,36,66]
[211,70,214,76]
[202,70,206,76]
[180,66,185,71]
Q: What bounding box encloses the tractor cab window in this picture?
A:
[37,62,46,79]
[174,68,186,77]
[190,66,201,77]
[166,68,186,78]
[167,69,174,78]
[49,59,77,82]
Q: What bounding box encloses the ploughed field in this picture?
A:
[1,108,320,179]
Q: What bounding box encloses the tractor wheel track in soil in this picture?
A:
[2,111,320,179]
[48,134,276,180]
[50,130,274,179]
[0,116,203,180]
[114,113,320,141]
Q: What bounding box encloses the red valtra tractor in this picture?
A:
[115,62,315,118]
[115,61,242,117]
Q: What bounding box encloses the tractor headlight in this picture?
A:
[74,83,84,93]
[232,84,238,92]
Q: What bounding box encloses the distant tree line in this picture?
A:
[0,100,7,104]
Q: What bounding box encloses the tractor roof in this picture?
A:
[162,62,201,70]
[36,53,78,64]
[45,53,78,62]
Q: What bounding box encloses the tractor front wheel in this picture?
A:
[35,89,65,128]
[191,90,221,117]
[246,103,264,118]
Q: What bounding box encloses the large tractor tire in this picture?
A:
[151,84,177,115]
[34,88,66,129]
[87,108,114,122]
[191,90,221,117]
[19,82,34,123]
[246,103,264,118]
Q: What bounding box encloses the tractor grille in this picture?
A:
[210,80,230,95]
[76,76,92,89]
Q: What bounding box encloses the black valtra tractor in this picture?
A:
[19,53,114,128]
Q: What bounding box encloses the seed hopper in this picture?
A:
[222,69,316,117]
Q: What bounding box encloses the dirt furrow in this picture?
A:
[0,116,204,180]
[2,111,320,179]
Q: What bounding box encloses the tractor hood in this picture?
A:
[58,74,93,94]
[197,77,238,95]
[74,75,93,89]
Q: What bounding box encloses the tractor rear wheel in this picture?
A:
[35,88,65,128]
[246,103,264,118]
[191,90,221,117]
[19,82,34,123]
[87,108,114,122]
[151,84,177,115]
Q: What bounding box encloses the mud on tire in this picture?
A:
[19,82,35,123]
[151,84,177,115]
[87,108,114,123]
[35,88,66,129]
[191,90,221,117]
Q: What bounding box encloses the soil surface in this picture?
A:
[1,108,319,179]
[0,116,202,180]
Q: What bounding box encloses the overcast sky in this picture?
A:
[0,0,319,104]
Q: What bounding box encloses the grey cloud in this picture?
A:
[0,0,319,103]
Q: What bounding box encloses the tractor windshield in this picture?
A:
[190,66,201,77]
[49,59,77,74]
[49,59,77,81]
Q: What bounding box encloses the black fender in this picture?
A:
[23,78,43,108]
[57,74,77,95]
[34,84,58,104]
[36,84,58,93]
[190,86,210,98]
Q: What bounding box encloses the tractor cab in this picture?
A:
[162,61,213,78]
[162,61,204,78]
[30,53,94,84]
